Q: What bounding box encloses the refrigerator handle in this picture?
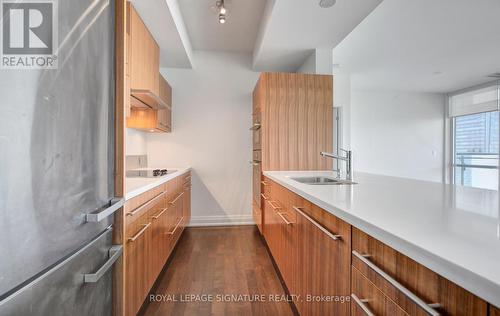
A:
[83,245,123,283]
[85,198,125,222]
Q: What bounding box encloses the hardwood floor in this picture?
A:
[140,226,294,316]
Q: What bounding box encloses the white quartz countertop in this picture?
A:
[264,170,500,307]
[125,167,191,200]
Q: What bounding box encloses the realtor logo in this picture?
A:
[1,0,58,69]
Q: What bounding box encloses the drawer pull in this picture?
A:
[128,223,151,242]
[260,193,268,200]
[152,207,168,220]
[127,192,166,217]
[351,294,375,316]
[352,250,440,316]
[169,192,184,205]
[293,206,341,241]
[167,217,184,235]
[249,160,261,165]
[261,181,269,186]
[267,200,281,211]
[277,212,293,225]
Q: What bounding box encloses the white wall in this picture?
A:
[296,48,333,75]
[147,51,259,226]
[296,51,316,74]
[351,90,446,182]
[126,128,148,155]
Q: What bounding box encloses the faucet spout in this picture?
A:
[320,150,353,181]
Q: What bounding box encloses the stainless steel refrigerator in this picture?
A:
[0,0,122,315]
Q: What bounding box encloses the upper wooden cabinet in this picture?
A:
[126,3,172,133]
[129,4,160,106]
[252,72,333,171]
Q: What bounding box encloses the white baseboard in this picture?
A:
[188,214,254,227]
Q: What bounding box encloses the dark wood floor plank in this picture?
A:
[140,226,294,316]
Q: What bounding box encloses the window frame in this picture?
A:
[448,80,500,189]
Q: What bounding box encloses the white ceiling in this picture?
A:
[178,0,267,53]
[252,0,383,72]
[334,0,500,93]
[130,0,193,68]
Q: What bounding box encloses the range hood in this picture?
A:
[130,89,170,110]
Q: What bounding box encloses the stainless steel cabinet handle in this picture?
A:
[260,193,268,200]
[277,212,293,225]
[249,123,261,130]
[293,206,342,240]
[127,192,166,217]
[167,217,183,235]
[352,250,441,316]
[169,192,184,205]
[351,294,375,316]
[152,207,168,220]
[86,198,124,222]
[128,223,151,242]
[83,245,123,283]
[267,200,281,210]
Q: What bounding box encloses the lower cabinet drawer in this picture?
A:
[352,227,488,316]
[491,305,500,316]
[351,266,408,316]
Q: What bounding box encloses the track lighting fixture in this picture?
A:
[216,0,227,24]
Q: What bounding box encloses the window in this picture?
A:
[450,82,499,190]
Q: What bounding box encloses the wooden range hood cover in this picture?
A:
[130,89,171,110]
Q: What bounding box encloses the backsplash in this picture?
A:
[125,155,148,171]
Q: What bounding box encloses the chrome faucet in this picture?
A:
[320,149,352,181]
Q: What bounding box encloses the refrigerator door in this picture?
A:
[0,0,116,297]
[0,228,122,316]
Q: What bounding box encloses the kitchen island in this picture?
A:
[263,170,500,314]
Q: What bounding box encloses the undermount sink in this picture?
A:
[290,176,357,185]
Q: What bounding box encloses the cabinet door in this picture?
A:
[125,212,153,316]
[149,198,168,281]
[295,200,351,316]
[352,227,488,316]
[129,4,159,94]
[274,187,297,297]
[491,305,500,316]
[351,266,408,316]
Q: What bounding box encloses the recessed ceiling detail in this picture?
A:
[179,0,267,53]
[252,0,383,71]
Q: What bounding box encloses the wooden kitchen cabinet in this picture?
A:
[352,227,488,316]
[251,72,333,233]
[123,172,191,316]
[491,305,500,316]
[295,198,351,316]
[351,266,408,316]
[126,3,172,132]
[125,202,157,316]
[253,73,333,171]
[262,179,350,315]
[129,3,159,97]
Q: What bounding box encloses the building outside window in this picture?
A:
[449,82,499,190]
